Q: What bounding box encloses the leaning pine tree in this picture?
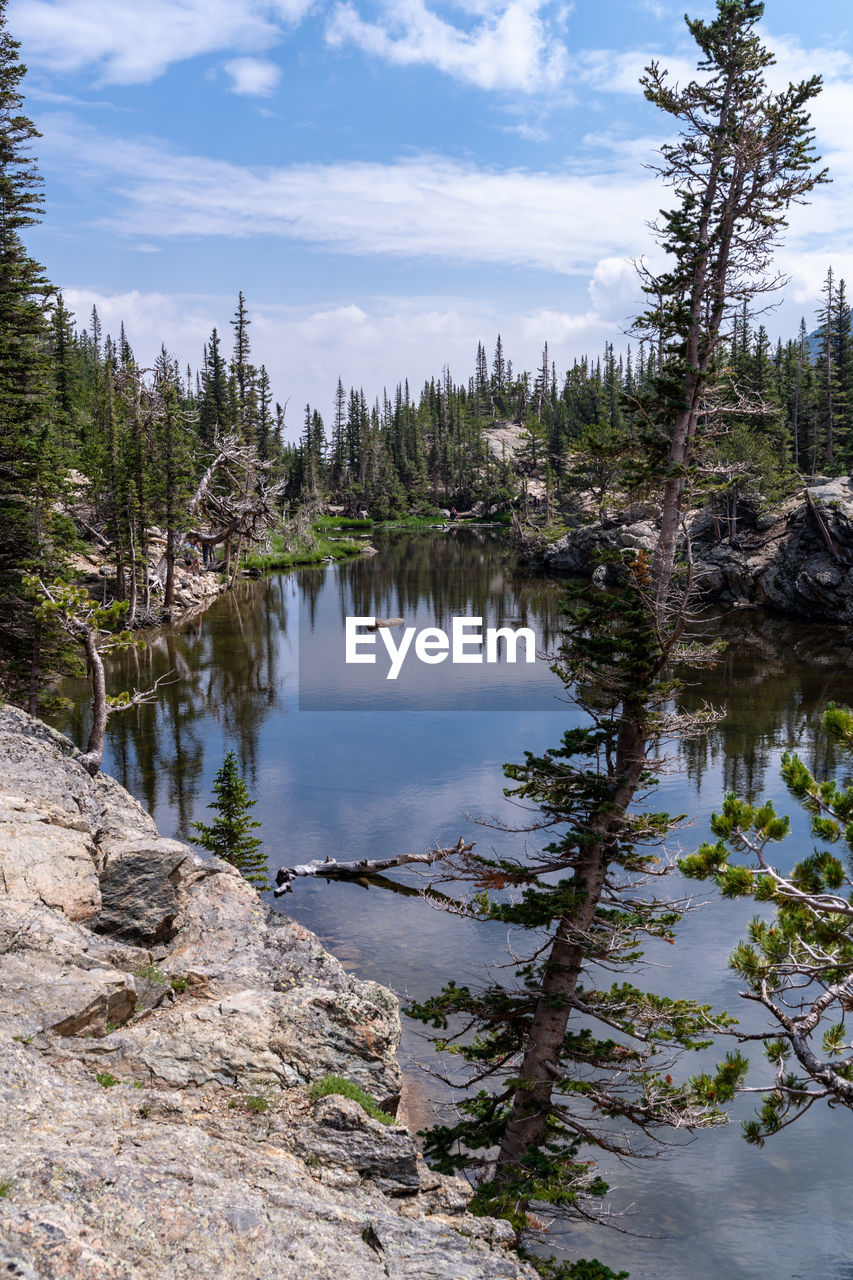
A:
[409,2,827,1273]
[409,558,741,1245]
[190,751,270,890]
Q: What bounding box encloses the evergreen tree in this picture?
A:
[151,348,195,608]
[833,277,853,468]
[409,560,738,1234]
[0,0,70,707]
[190,750,269,890]
[199,326,230,445]
[815,266,840,469]
[410,6,827,1269]
[255,364,274,460]
[230,291,257,439]
[636,0,826,614]
[681,703,853,1139]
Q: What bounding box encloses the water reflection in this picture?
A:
[55,575,291,821]
[300,531,564,710]
[679,608,853,804]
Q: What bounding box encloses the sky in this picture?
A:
[12,0,853,435]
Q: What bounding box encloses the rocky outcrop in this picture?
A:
[0,706,535,1280]
[534,479,853,623]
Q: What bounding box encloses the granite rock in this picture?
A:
[0,706,536,1280]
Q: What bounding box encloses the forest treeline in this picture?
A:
[6,259,853,710]
[2,0,852,716]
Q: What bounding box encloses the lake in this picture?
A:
[53,528,853,1280]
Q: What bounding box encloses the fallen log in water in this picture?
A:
[274,837,473,894]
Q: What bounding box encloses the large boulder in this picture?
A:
[293,1094,422,1194]
[96,837,192,944]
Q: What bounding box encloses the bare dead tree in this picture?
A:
[31,579,173,775]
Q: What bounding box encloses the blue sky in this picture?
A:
[12,0,853,432]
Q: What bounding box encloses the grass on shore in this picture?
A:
[313,515,374,531]
[377,514,448,529]
[245,533,363,571]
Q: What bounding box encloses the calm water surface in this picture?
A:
[53,529,853,1280]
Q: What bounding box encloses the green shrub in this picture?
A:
[308,1075,395,1124]
[229,1084,277,1114]
[131,963,169,986]
[95,1072,119,1088]
[245,1091,274,1114]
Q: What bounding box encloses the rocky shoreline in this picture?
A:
[527,476,853,624]
[0,706,535,1279]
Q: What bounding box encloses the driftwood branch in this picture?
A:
[274,837,474,895]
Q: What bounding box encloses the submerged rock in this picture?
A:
[0,705,535,1280]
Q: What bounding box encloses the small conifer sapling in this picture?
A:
[190,751,270,890]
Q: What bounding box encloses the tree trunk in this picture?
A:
[494,710,648,1181]
[229,534,243,590]
[76,624,107,776]
[165,529,176,607]
[274,841,471,893]
[127,518,137,628]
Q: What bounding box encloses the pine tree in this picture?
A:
[636,0,826,614]
[815,266,840,469]
[199,326,230,445]
[681,703,853,1139]
[190,750,269,890]
[151,348,195,608]
[833,278,853,468]
[230,291,257,439]
[409,561,738,1234]
[0,0,70,706]
[256,364,273,460]
[492,334,505,397]
[409,4,826,1266]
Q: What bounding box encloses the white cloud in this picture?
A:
[40,117,657,273]
[502,121,550,142]
[224,55,282,95]
[58,287,621,429]
[588,255,642,321]
[9,0,314,84]
[324,0,567,93]
[575,47,698,96]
